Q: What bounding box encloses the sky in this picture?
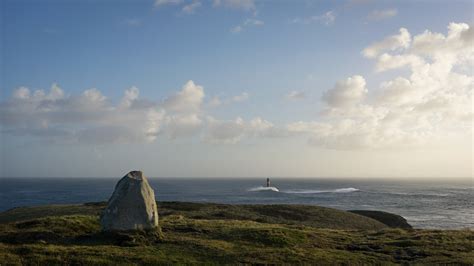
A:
[0,0,473,179]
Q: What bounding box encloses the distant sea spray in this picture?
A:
[248,186,280,192]
[282,188,360,194]
[247,186,360,194]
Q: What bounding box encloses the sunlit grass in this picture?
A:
[0,203,472,265]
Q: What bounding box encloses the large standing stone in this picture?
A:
[101,171,159,231]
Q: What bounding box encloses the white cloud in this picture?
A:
[207,92,249,107]
[374,53,424,72]
[204,117,247,143]
[145,109,166,142]
[156,0,257,15]
[346,0,373,6]
[159,80,207,138]
[318,11,336,26]
[0,81,253,145]
[154,0,183,7]
[322,75,367,107]
[231,92,249,102]
[182,1,202,14]
[47,83,65,100]
[376,77,414,106]
[367,9,398,21]
[204,116,274,143]
[11,83,65,103]
[362,28,411,58]
[162,80,204,113]
[287,114,421,150]
[286,90,306,100]
[231,19,263,33]
[291,11,336,26]
[213,0,256,11]
[292,23,473,150]
[165,113,203,138]
[244,18,263,26]
[82,88,107,104]
[0,83,167,144]
[12,87,31,100]
[120,86,139,108]
[411,22,474,64]
[1,81,207,144]
[208,96,222,107]
[231,25,243,33]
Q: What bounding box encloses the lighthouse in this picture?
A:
[266,178,270,187]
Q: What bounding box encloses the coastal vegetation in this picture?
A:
[0,202,472,265]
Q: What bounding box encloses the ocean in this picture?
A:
[0,177,472,229]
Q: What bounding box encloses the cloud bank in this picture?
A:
[291,22,473,150]
[1,23,472,150]
[0,81,260,145]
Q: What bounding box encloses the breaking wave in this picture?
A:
[247,187,359,193]
[282,188,360,194]
[248,186,280,192]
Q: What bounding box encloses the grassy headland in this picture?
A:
[0,202,472,265]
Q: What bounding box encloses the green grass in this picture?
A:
[0,202,472,265]
[0,201,388,230]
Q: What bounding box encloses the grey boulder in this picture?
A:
[101,171,159,231]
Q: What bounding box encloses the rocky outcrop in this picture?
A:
[101,171,159,231]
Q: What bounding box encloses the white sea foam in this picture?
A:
[283,187,360,194]
[248,186,280,192]
[333,188,360,193]
[247,187,359,193]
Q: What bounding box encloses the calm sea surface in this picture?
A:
[0,178,472,229]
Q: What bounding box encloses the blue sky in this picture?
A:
[1,0,473,178]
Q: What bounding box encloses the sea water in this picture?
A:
[0,177,472,229]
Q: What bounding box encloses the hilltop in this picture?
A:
[0,202,472,265]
